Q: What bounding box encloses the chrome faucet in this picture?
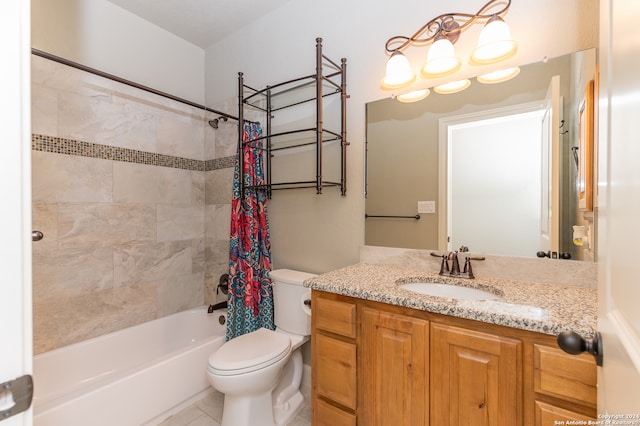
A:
[431,251,485,279]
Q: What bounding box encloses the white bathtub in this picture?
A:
[33,306,227,426]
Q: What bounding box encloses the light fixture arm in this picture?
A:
[384,0,512,54]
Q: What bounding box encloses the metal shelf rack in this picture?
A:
[237,38,348,198]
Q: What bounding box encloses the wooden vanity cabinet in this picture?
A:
[361,307,429,425]
[311,290,597,425]
[527,342,597,424]
[430,323,522,425]
[311,292,357,425]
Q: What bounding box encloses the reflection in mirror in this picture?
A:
[365,49,596,260]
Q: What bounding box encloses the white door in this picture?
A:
[539,76,561,256]
[0,1,33,425]
[597,0,640,412]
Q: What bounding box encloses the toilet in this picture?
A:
[207,268,315,426]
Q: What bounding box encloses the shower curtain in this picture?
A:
[226,121,274,341]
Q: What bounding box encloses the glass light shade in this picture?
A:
[396,88,430,103]
[381,51,416,90]
[477,67,520,84]
[433,79,471,94]
[421,37,461,78]
[470,16,518,65]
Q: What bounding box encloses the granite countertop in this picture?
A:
[304,262,597,338]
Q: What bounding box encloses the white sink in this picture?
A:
[399,282,500,301]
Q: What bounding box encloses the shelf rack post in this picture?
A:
[315,37,324,194]
[341,57,348,196]
[238,72,244,197]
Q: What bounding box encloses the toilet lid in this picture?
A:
[208,328,291,376]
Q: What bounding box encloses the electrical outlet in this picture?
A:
[418,201,436,214]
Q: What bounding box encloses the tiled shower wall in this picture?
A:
[31,55,236,354]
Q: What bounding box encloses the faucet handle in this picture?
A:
[430,252,449,275]
[463,257,474,279]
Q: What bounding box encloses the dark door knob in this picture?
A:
[557,331,603,366]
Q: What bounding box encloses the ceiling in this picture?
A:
[105,0,293,48]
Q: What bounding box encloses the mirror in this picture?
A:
[365,48,596,260]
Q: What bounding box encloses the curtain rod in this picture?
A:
[31,48,240,123]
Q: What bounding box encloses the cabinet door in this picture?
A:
[361,307,430,426]
[431,323,522,426]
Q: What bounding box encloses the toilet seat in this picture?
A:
[208,328,291,376]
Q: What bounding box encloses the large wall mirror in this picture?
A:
[365,48,596,260]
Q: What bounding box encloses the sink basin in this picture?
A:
[399,282,500,301]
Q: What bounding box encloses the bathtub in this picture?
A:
[33,306,227,426]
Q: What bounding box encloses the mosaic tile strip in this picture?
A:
[206,156,235,171]
[32,134,234,171]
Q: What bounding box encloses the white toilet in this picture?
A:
[207,268,315,426]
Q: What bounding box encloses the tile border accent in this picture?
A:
[32,134,235,172]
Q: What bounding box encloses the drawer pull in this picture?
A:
[557,331,603,366]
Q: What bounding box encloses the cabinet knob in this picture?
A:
[557,331,603,366]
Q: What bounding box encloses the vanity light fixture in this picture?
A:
[381,0,517,91]
[433,79,471,94]
[477,66,520,84]
[396,88,431,103]
[380,51,416,89]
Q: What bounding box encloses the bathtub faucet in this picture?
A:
[208,301,228,313]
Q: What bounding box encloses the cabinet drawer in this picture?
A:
[534,344,597,407]
[315,297,356,338]
[314,398,356,426]
[534,400,596,425]
[315,333,357,409]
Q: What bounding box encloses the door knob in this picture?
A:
[557,331,603,366]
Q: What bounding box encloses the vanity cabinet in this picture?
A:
[529,343,597,424]
[311,290,597,425]
[430,323,522,425]
[361,307,429,425]
[312,294,357,426]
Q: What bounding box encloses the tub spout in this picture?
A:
[208,301,228,313]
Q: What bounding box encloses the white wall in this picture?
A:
[31,0,205,104]
[204,0,599,273]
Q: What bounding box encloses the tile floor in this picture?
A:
[156,386,311,426]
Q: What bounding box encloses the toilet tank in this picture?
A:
[269,269,316,336]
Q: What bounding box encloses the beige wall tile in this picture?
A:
[55,283,158,348]
[113,162,192,204]
[157,204,204,242]
[205,204,231,240]
[32,202,58,252]
[114,241,193,287]
[32,151,113,203]
[214,118,237,158]
[33,247,114,299]
[58,203,156,249]
[191,171,205,206]
[192,238,205,273]
[156,272,205,317]
[205,168,234,205]
[156,114,205,160]
[58,89,158,152]
[31,83,58,136]
[31,54,238,353]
